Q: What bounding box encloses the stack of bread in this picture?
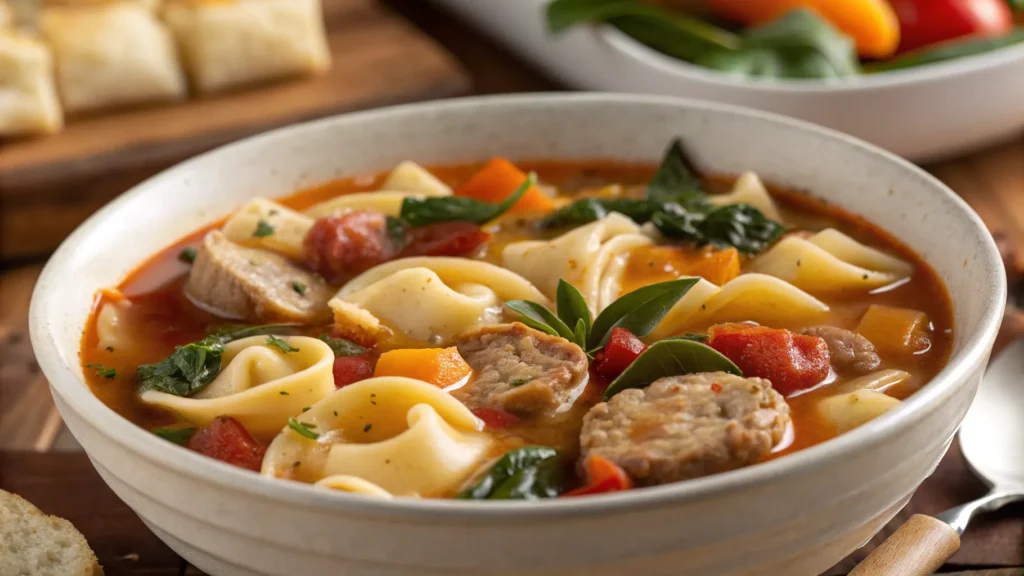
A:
[0,0,332,138]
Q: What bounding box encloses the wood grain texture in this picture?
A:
[0,0,470,259]
[847,515,960,576]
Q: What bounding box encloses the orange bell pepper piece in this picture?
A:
[455,158,555,215]
[707,0,901,58]
[373,347,473,388]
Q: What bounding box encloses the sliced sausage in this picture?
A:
[580,372,790,486]
[452,323,589,417]
[802,326,881,374]
[185,231,332,322]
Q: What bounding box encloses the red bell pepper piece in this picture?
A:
[708,323,830,397]
[890,0,1013,53]
[563,454,633,497]
[187,417,265,472]
[332,355,375,388]
[592,327,647,380]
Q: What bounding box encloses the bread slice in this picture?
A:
[0,489,103,576]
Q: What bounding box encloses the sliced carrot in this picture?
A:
[856,304,930,356]
[455,158,554,215]
[707,0,901,58]
[373,347,472,388]
[622,245,741,293]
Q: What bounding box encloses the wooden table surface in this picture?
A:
[1,1,1023,574]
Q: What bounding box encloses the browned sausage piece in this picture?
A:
[452,323,589,417]
[580,372,790,486]
[802,326,881,374]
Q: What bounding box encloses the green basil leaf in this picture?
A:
[589,278,699,348]
[603,339,742,400]
[647,138,705,202]
[665,333,709,343]
[541,197,668,228]
[153,427,196,445]
[573,318,589,351]
[400,173,536,227]
[458,446,563,500]
[556,279,592,340]
[865,29,1024,73]
[266,335,299,354]
[504,300,574,340]
[317,334,367,357]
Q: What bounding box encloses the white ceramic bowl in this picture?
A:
[31,94,1005,576]
[432,0,1024,162]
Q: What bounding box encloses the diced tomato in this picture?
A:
[592,327,647,380]
[400,222,492,258]
[708,323,830,397]
[563,454,633,497]
[332,355,375,388]
[303,211,399,284]
[891,0,1013,53]
[471,407,520,429]
[186,417,265,472]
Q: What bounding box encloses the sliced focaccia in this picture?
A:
[0,30,64,136]
[40,2,186,114]
[163,0,331,94]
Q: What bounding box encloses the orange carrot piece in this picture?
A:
[373,347,472,387]
[856,304,930,355]
[622,246,741,293]
[455,158,554,215]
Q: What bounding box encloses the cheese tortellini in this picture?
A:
[503,213,653,313]
[752,228,913,293]
[261,377,492,498]
[140,336,335,437]
[222,198,313,261]
[648,273,829,340]
[331,257,548,344]
[818,389,902,433]
[708,172,783,222]
[305,161,453,218]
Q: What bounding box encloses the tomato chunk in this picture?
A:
[563,454,633,497]
[592,327,647,380]
[471,407,520,429]
[332,355,375,388]
[187,417,265,472]
[891,0,1013,53]
[400,222,492,258]
[304,211,399,284]
[708,323,830,396]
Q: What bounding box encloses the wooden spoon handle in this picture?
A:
[847,515,960,576]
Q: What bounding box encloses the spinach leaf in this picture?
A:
[504,300,574,341]
[647,138,705,202]
[695,10,859,79]
[555,279,592,344]
[865,29,1024,73]
[317,334,367,357]
[653,203,785,254]
[589,278,699,349]
[541,197,666,228]
[458,446,565,500]
[137,324,300,396]
[86,363,116,379]
[153,427,196,445]
[266,335,299,354]
[400,173,536,227]
[603,339,742,399]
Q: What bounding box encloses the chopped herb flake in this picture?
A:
[508,378,532,387]
[363,423,372,432]
[105,346,114,353]
[301,406,311,413]
[317,334,367,357]
[86,363,116,379]
[279,391,290,396]
[266,336,299,353]
[153,427,196,445]
[287,417,319,439]
[333,411,338,417]
[253,220,275,238]
[291,280,308,295]
[178,247,197,263]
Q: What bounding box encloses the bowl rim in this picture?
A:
[30,92,1006,520]
[596,24,1024,93]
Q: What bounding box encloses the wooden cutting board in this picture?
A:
[0,0,470,259]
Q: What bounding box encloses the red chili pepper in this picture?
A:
[890,0,1013,53]
[592,327,648,380]
[563,454,633,497]
[471,407,519,429]
[187,417,265,472]
[708,323,830,397]
[332,355,375,388]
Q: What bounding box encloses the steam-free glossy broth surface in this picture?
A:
[81,159,953,497]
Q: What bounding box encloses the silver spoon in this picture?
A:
[848,338,1024,576]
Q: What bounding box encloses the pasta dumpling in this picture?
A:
[331,257,548,344]
[503,213,653,313]
[818,389,902,433]
[0,31,63,136]
[708,172,783,222]
[261,377,492,498]
[95,299,142,356]
[751,228,913,293]
[222,198,313,261]
[379,161,453,197]
[305,162,452,218]
[140,335,335,437]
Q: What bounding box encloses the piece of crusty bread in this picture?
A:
[0,489,103,576]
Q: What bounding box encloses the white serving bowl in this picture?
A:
[432,0,1024,162]
[31,94,1004,576]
